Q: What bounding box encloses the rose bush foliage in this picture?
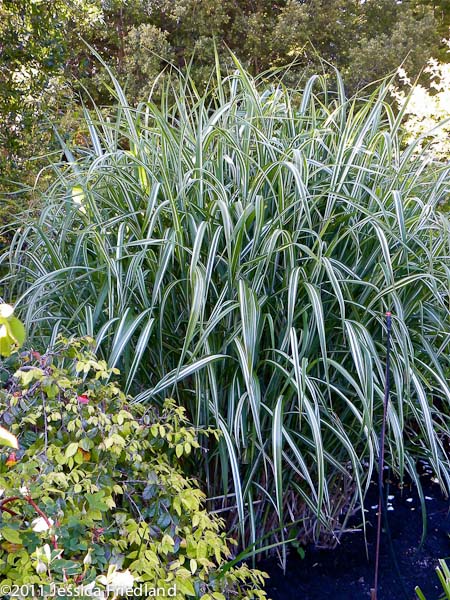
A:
[0,303,24,450]
[0,338,268,599]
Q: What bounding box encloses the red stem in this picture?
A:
[0,505,19,517]
[26,497,58,550]
[0,495,58,550]
[0,496,21,506]
[0,496,21,516]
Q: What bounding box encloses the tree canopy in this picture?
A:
[0,0,448,196]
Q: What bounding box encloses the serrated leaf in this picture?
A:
[86,491,108,512]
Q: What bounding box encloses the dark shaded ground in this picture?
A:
[264,471,450,600]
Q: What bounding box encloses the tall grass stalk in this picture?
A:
[2,55,450,561]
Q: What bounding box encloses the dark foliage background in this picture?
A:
[0,0,448,205]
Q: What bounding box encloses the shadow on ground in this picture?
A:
[264,472,450,600]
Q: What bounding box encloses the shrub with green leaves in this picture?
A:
[0,303,24,449]
[1,55,450,558]
[0,338,267,598]
[0,303,25,359]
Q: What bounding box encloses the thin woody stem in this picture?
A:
[0,505,19,517]
[26,496,59,550]
[0,495,59,550]
[0,495,21,507]
[371,312,392,600]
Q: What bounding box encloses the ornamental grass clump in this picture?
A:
[2,54,450,558]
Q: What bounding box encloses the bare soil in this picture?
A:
[264,471,450,600]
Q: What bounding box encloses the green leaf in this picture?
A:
[7,317,26,346]
[0,332,11,357]
[1,527,22,544]
[65,443,79,458]
[86,491,108,512]
[0,425,18,449]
